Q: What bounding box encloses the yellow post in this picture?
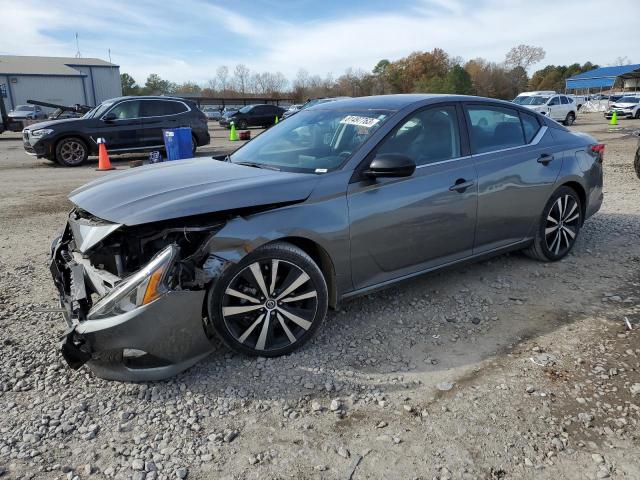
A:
[229,121,238,141]
[609,111,618,126]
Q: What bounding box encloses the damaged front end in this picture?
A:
[50,208,228,381]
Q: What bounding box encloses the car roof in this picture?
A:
[108,96,191,103]
[305,94,522,111]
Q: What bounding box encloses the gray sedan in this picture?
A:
[50,94,604,381]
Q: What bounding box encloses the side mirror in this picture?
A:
[103,112,117,122]
[364,154,416,179]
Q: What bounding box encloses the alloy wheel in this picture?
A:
[60,140,86,165]
[544,194,580,256]
[221,259,318,352]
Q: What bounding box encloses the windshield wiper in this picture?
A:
[233,161,280,171]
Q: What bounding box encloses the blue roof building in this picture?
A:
[566,64,640,91]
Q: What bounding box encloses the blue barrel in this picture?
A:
[163,127,193,160]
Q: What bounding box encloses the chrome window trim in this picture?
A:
[100,98,192,121]
[414,126,547,167]
[470,125,548,158]
[415,155,472,169]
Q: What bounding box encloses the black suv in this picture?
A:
[219,104,286,129]
[22,96,210,166]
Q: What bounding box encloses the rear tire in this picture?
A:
[563,112,575,126]
[55,137,88,167]
[191,135,197,156]
[524,186,582,262]
[237,119,248,130]
[634,147,640,180]
[206,242,328,357]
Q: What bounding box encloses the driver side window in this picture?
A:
[377,106,461,166]
[108,101,141,120]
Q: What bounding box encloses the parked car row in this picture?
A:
[48,94,604,380]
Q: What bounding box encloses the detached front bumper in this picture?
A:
[50,235,214,382]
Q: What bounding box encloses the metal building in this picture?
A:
[0,55,122,112]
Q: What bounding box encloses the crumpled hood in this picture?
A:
[69,158,320,225]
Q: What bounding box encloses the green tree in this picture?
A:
[143,74,175,95]
[445,65,473,94]
[120,73,140,96]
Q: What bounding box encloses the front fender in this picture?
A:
[204,171,353,296]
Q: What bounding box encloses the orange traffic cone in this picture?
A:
[96,138,115,171]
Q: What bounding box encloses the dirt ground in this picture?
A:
[0,115,639,480]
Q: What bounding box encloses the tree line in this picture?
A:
[120,45,606,102]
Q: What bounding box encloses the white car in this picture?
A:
[605,95,640,120]
[519,94,577,126]
[512,91,556,105]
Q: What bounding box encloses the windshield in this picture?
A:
[512,96,528,105]
[83,101,115,119]
[15,105,33,111]
[520,96,550,105]
[617,96,640,104]
[239,105,254,113]
[230,109,392,173]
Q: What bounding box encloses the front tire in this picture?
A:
[55,137,88,167]
[524,186,582,262]
[207,242,328,357]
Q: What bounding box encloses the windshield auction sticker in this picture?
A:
[340,115,380,128]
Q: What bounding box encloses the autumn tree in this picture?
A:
[504,44,546,71]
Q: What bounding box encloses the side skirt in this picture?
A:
[339,239,532,303]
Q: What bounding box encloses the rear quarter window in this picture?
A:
[520,111,541,143]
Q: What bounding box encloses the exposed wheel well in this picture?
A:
[560,181,586,223]
[275,237,338,309]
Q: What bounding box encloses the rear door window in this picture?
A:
[140,100,182,117]
[466,105,525,154]
[560,96,569,105]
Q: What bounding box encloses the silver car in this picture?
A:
[50,94,604,381]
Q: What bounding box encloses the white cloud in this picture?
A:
[1,0,638,84]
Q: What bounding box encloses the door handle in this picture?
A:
[449,178,475,193]
[537,154,554,165]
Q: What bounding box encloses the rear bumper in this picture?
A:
[50,234,214,382]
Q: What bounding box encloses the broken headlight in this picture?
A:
[87,245,177,320]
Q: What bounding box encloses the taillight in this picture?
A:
[590,143,605,163]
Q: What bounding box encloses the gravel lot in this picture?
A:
[0,115,639,480]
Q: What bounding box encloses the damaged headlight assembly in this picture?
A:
[87,244,178,320]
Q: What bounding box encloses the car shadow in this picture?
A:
[136,211,639,404]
